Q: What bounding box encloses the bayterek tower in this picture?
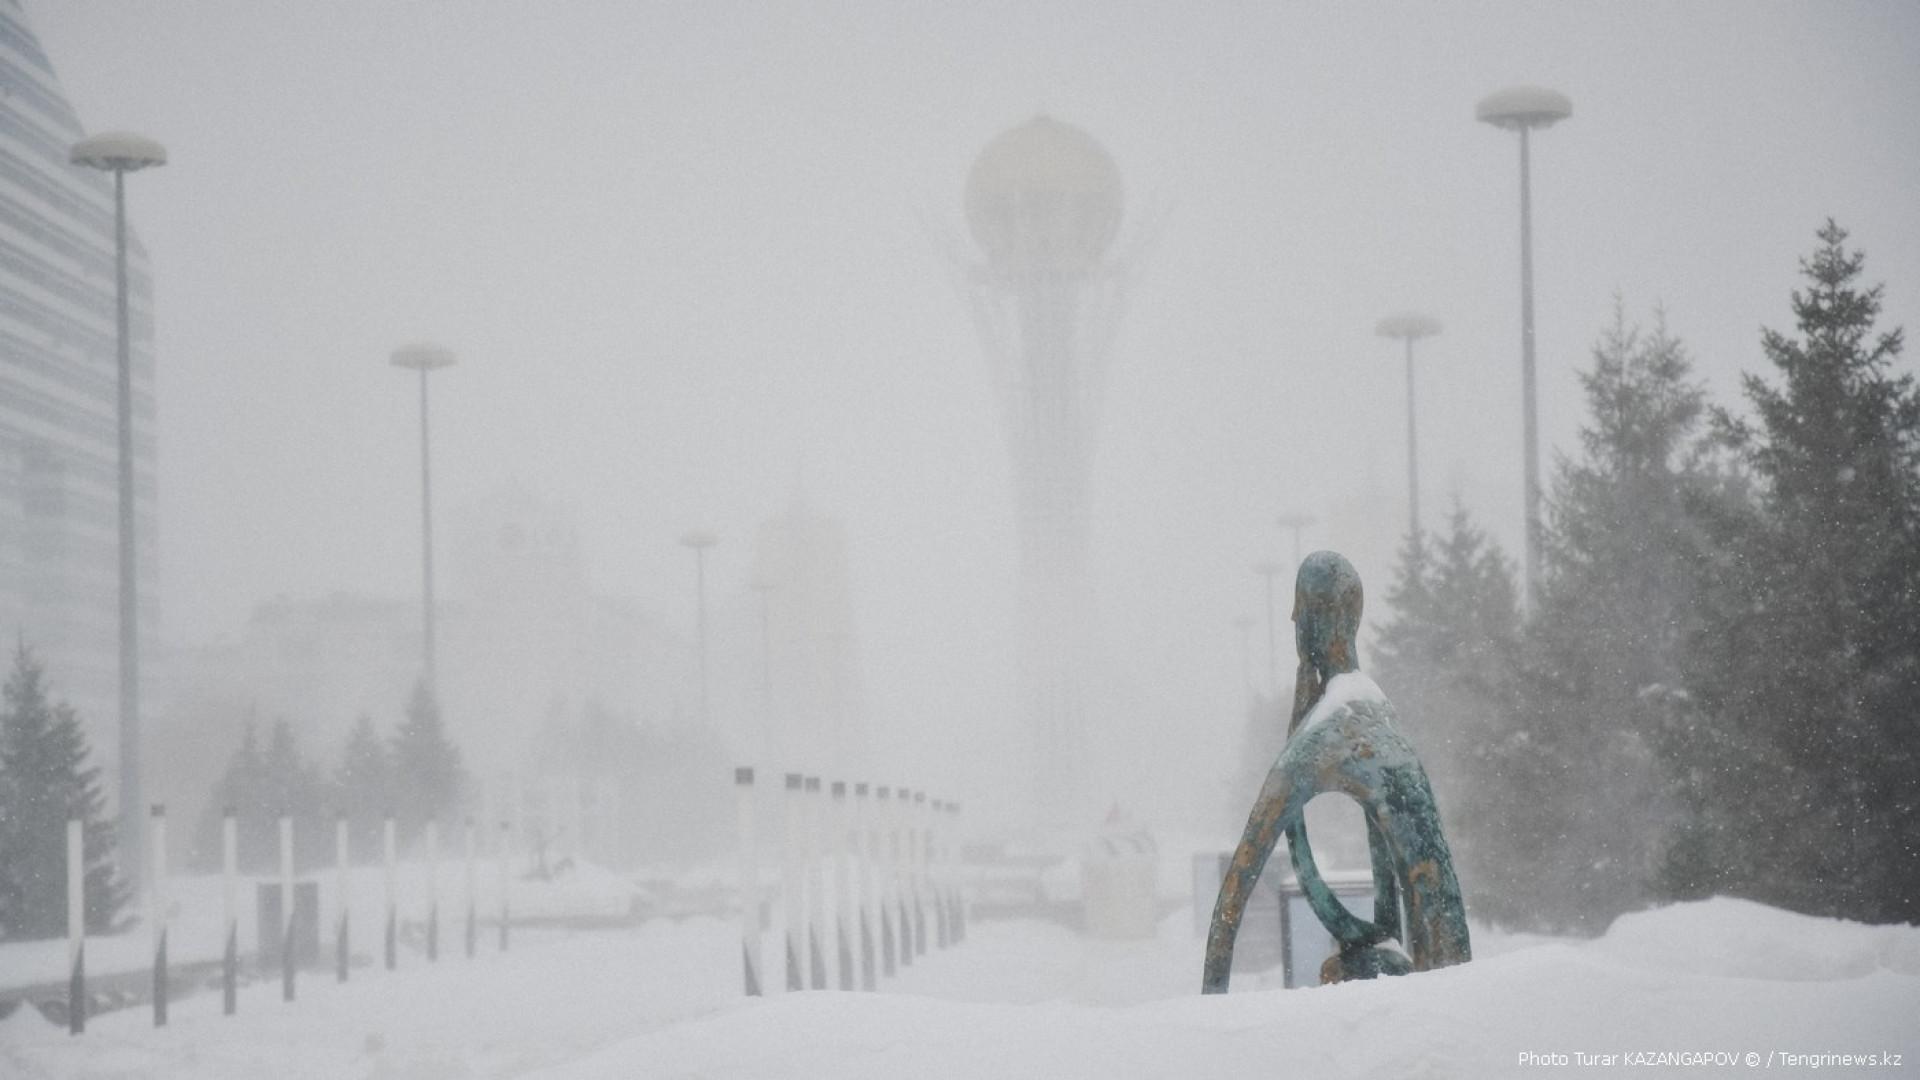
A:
[960,116,1131,824]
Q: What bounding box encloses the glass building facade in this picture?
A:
[0,0,159,740]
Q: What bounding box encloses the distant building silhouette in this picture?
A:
[0,0,160,754]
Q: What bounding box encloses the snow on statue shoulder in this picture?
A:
[1202,551,1470,993]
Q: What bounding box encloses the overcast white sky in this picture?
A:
[28,1,1920,817]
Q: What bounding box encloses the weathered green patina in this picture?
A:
[1202,551,1470,993]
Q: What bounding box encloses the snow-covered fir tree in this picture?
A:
[390,680,465,846]
[1373,506,1524,925]
[335,713,392,861]
[0,644,127,939]
[1708,220,1920,923]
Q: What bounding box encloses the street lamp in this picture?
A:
[70,130,166,894]
[1252,560,1284,697]
[1478,84,1571,606]
[680,530,719,726]
[1275,512,1315,572]
[1231,614,1255,712]
[390,342,457,695]
[1375,314,1442,538]
[748,573,777,737]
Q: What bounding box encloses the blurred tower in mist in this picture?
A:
[0,0,160,749]
[958,116,1131,825]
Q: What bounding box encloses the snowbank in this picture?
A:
[1,897,1914,1078]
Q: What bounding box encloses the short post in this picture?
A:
[383,814,398,970]
[911,790,928,957]
[464,817,477,959]
[930,799,949,949]
[949,801,967,943]
[425,819,440,963]
[782,772,803,991]
[854,782,876,990]
[335,812,350,982]
[735,767,761,995]
[150,804,168,1026]
[892,786,912,969]
[222,807,237,1014]
[66,818,85,1035]
[279,814,295,1002]
[804,776,826,990]
[497,820,511,953]
[831,781,854,989]
[877,787,899,974]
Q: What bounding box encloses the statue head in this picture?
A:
[1293,550,1363,678]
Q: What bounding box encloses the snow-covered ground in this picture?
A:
[3,892,1916,1078]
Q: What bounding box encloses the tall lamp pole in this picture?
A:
[1274,512,1314,574]
[1231,614,1255,712]
[1374,314,1442,538]
[70,131,166,893]
[1478,85,1571,607]
[1251,560,1283,697]
[681,530,719,726]
[390,343,457,695]
[748,573,776,739]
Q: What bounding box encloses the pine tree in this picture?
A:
[390,680,465,845]
[1373,507,1524,925]
[1710,221,1920,922]
[335,713,392,861]
[0,644,127,939]
[1473,301,1750,932]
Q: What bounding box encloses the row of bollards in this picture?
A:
[59,805,512,1035]
[735,767,966,996]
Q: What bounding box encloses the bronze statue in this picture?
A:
[1203,551,1469,992]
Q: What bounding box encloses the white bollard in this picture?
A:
[831,781,853,989]
[335,813,350,982]
[892,786,913,968]
[911,791,929,957]
[383,815,398,970]
[426,819,440,963]
[948,801,967,942]
[66,818,85,1034]
[875,787,897,977]
[854,782,876,990]
[464,818,477,960]
[150,805,168,1026]
[929,799,947,949]
[782,772,804,992]
[498,820,512,952]
[279,814,295,1001]
[735,767,761,995]
[222,808,238,1014]
[804,776,826,989]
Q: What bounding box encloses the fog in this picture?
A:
[30,1,1920,834]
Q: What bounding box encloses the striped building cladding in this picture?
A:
[0,0,159,741]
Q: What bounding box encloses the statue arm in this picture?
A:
[1202,758,1302,994]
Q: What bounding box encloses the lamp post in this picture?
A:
[1252,560,1283,697]
[70,131,166,894]
[1374,314,1442,538]
[748,573,776,737]
[681,530,718,726]
[1275,512,1314,572]
[1231,614,1255,712]
[1477,85,1571,607]
[391,343,457,695]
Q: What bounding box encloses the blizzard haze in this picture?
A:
[28,2,1920,825]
